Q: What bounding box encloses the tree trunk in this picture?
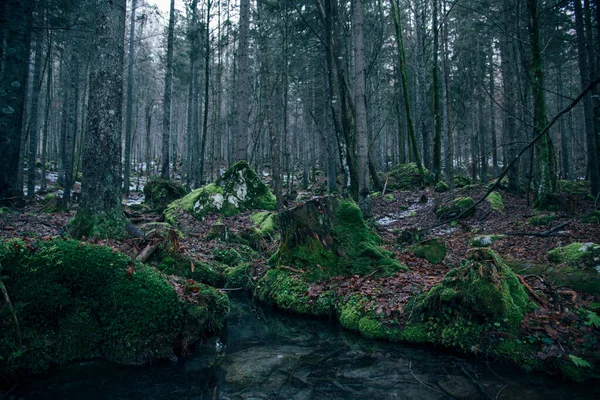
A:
[0,0,33,205]
[432,0,442,182]
[161,0,175,179]
[233,0,251,162]
[123,0,137,193]
[199,0,212,184]
[72,0,127,238]
[27,15,45,199]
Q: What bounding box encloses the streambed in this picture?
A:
[5,295,596,400]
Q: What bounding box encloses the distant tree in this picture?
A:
[0,0,34,205]
[233,0,251,162]
[71,0,128,237]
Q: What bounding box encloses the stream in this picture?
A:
[5,294,596,400]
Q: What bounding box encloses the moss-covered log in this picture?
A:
[271,196,406,281]
[0,238,228,379]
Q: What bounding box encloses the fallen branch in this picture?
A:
[135,242,159,262]
[517,274,546,307]
[0,279,21,346]
[278,265,305,274]
[506,219,573,237]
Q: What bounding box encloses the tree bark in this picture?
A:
[124,0,138,193]
[233,0,251,162]
[161,0,175,179]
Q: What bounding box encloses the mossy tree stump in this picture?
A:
[272,196,406,281]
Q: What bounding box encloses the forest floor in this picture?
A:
[2,173,600,377]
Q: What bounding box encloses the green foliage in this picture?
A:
[0,238,228,377]
[409,239,447,264]
[436,197,475,221]
[224,263,253,289]
[582,309,600,328]
[486,191,504,212]
[527,213,556,226]
[557,180,589,195]
[69,210,129,239]
[143,177,186,211]
[164,161,276,224]
[388,163,431,190]
[580,211,600,224]
[434,181,449,192]
[548,242,600,269]
[569,354,592,368]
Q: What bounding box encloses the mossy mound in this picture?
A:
[453,175,471,188]
[527,213,556,226]
[408,249,535,350]
[143,177,187,211]
[435,197,475,221]
[486,191,504,212]
[548,242,600,271]
[250,211,278,236]
[272,196,406,281]
[557,180,589,195]
[409,239,447,264]
[387,163,431,190]
[580,211,600,224]
[152,249,226,287]
[0,239,228,378]
[509,260,600,295]
[434,181,449,192]
[164,161,276,225]
[469,234,505,248]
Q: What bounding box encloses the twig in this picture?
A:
[408,361,442,393]
[517,274,546,307]
[382,173,390,197]
[278,265,305,274]
[0,279,21,346]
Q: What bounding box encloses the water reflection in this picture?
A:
[6,294,596,399]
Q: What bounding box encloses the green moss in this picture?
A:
[527,213,556,226]
[486,191,504,212]
[224,263,253,289]
[548,242,600,270]
[508,260,600,295]
[153,250,225,287]
[0,238,228,377]
[580,211,600,224]
[69,209,129,239]
[434,181,449,192]
[436,197,475,221]
[250,211,278,236]
[409,239,447,264]
[557,180,589,195]
[469,234,505,247]
[358,317,388,339]
[388,163,431,190]
[385,193,395,201]
[254,269,332,316]
[453,175,471,188]
[143,177,186,211]
[164,162,275,224]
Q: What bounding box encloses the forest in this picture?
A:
[1,0,600,397]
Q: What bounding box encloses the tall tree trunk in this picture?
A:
[390,0,425,180]
[575,0,600,197]
[41,33,52,192]
[233,0,251,162]
[72,0,127,238]
[353,0,370,216]
[557,62,569,179]
[527,0,555,203]
[123,0,137,193]
[199,0,212,184]
[27,13,45,199]
[0,0,33,205]
[161,0,175,179]
[432,0,442,181]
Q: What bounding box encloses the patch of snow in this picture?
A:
[193,200,204,212]
[377,217,398,226]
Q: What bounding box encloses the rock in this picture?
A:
[143,177,186,211]
[164,161,276,225]
[409,239,447,264]
[435,197,475,221]
[469,234,504,248]
[548,242,600,272]
[386,163,431,190]
[434,180,449,192]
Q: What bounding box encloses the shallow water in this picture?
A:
[5,295,597,400]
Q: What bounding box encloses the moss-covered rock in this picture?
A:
[469,234,505,248]
[409,239,447,264]
[273,196,406,281]
[580,210,600,224]
[557,180,588,195]
[548,242,600,271]
[387,163,431,190]
[434,181,449,192]
[164,161,276,225]
[435,196,475,221]
[527,213,556,226]
[250,211,278,236]
[143,177,186,211]
[409,249,535,351]
[0,238,228,379]
[486,191,504,212]
[453,175,471,188]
